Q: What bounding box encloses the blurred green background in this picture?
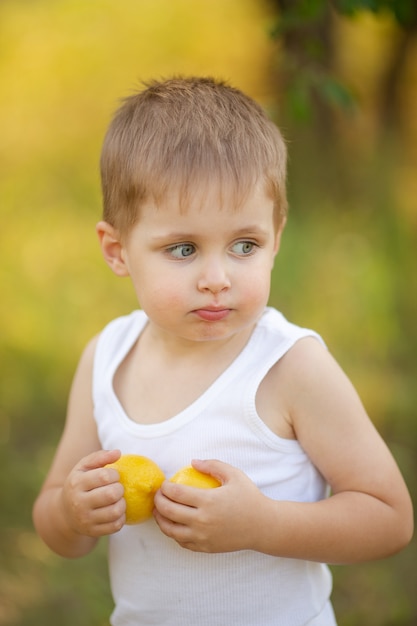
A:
[0,1,416,624]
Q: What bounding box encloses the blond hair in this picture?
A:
[100,76,287,236]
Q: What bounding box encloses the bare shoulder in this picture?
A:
[273,335,370,439]
[257,336,341,438]
[277,335,354,399]
[66,333,101,440]
[70,334,100,396]
[259,334,383,467]
[41,335,102,490]
[272,336,408,494]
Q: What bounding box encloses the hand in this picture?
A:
[61,449,126,537]
[153,459,266,553]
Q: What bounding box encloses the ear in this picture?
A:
[96,221,130,277]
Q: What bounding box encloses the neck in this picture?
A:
[141,320,256,365]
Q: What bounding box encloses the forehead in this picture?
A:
[134,180,275,239]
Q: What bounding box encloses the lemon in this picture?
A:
[170,466,221,489]
[106,454,165,524]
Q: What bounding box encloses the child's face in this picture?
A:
[106,182,282,346]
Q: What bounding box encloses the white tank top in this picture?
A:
[93,307,336,626]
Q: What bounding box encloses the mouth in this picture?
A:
[193,308,231,322]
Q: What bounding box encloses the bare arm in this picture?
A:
[32,337,126,558]
[154,338,413,562]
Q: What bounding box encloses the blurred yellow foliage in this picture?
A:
[0,2,416,625]
[0,0,276,361]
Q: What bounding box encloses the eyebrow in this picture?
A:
[150,225,269,243]
[229,225,269,237]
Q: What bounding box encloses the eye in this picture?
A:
[231,241,255,255]
[167,243,196,259]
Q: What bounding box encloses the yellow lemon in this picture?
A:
[170,466,221,489]
[106,455,165,524]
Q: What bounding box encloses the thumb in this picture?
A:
[78,449,121,472]
[191,458,238,485]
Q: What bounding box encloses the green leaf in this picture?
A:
[287,80,313,121]
[319,77,356,111]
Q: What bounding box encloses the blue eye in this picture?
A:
[168,243,195,259]
[231,241,255,255]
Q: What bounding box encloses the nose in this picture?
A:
[197,255,231,293]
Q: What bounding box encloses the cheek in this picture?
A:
[240,269,271,304]
[147,277,186,311]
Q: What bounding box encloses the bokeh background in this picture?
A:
[0,1,416,624]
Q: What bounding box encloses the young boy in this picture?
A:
[33,77,413,626]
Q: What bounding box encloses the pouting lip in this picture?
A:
[192,307,231,321]
[193,305,230,312]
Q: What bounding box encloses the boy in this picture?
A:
[33,77,413,625]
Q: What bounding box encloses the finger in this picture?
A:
[154,488,199,525]
[89,509,126,536]
[87,481,125,509]
[153,506,213,553]
[77,449,121,472]
[92,497,126,525]
[159,480,211,509]
[73,465,122,493]
[191,458,235,484]
[153,506,190,541]
[71,450,122,493]
[76,486,127,534]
